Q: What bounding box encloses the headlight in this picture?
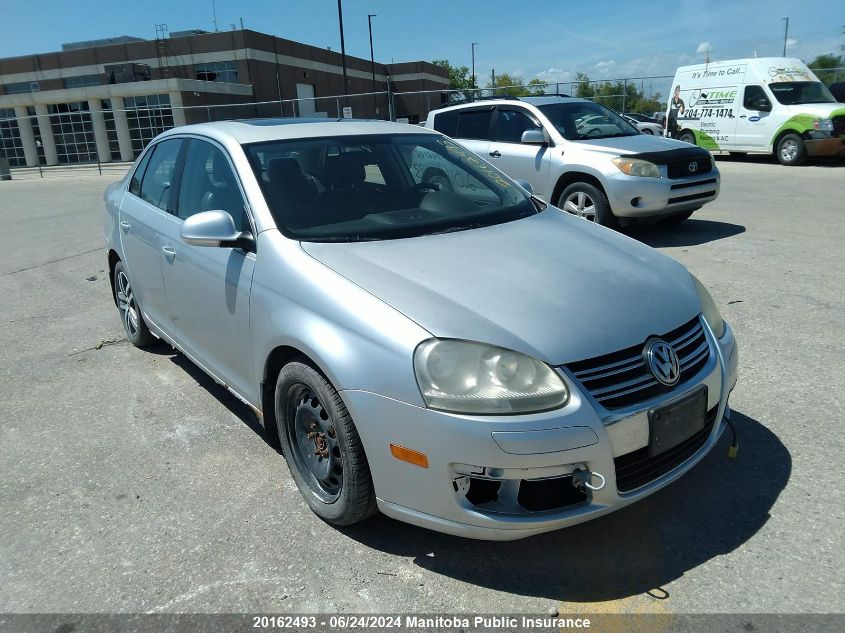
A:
[611,157,660,178]
[691,274,725,338]
[413,339,569,415]
[813,118,833,132]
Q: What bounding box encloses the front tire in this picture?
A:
[679,131,697,145]
[113,261,154,348]
[275,361,377,526]
[558,182,616,227]
[776,133,806,166]
[642,128,654,135]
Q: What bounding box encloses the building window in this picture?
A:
[124,94,174,158]
[4,81,39,94]
[63,74,102,89]
[195,61,239,83]
[27,106,45,164]
[48,101,98,163]
[0,108,27,167]
[100,99,122,159]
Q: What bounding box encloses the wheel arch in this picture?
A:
[108,249,121,306]
[551,171,609,208]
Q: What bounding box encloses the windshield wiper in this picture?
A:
[303,234,381,243]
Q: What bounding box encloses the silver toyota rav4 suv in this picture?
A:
[424,96,720,226]
[104,118,737,540]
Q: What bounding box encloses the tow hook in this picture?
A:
[572,469,606,492]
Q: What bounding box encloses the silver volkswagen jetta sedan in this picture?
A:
[103,119,738,540]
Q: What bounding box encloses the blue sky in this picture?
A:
[1,0,842,96]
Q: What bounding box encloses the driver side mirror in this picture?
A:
[180,210,254,250]
[520,129,548,144]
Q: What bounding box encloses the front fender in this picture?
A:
[250,231,431,407]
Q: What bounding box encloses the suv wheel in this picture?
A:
[275,361,377,525]
[776,133,806,166]
[558,182,616,227]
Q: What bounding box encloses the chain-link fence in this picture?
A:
[2,67,843,176]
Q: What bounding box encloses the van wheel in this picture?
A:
[275,361,377,526]
[776,133,806,166]
[679,131,697,145]
[558,182,616,227]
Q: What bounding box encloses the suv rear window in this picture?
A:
[455,109,493,140]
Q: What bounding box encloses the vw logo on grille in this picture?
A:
[645,339,680,386]
[688,161,699,173]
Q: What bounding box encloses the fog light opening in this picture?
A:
[465,478,502,506]
[631,197,641,207]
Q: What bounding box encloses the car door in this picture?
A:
[162,138,257,402]
[487,107,551,198]
[118,138,185,331]
[451,107,494,159]
[735,85,772,150]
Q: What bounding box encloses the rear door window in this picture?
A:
[455,109,494,140]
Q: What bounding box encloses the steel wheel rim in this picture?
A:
[781,139,798,162]
[562,190,598,222]
[287,384,342,503]
[116,271,139,336]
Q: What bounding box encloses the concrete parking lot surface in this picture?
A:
[0,158,843,615]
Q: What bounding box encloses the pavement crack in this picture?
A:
[68,337,128,356]
[0,247,103,277]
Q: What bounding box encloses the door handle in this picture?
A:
[739,115,747,119]
[488,150,501,158]
[161,246,176,260]
[120,221,131,231]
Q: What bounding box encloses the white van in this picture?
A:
[666,58,845,165]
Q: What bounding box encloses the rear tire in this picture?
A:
[113,261,155,348]
[679,131,697,145]
[557,182,616,228]
[275,361,377,526]
[776,133,807,166]
[642,129,654,135]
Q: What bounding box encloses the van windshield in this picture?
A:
[537,102,640,141]
[244,133,538,242]
[769,81,836,105]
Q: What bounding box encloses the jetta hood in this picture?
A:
[301,210,701,365]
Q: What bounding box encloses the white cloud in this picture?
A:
[696,41,711,54]
[536,67,573,83]
[595,60,616,70]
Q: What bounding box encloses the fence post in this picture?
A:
[622,79,627,114]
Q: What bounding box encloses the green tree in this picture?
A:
[432,59,476,101]
[571,72,662,114]
[805,53,844,85]
[574,72,594,98]
[487,73,529,96]
[527,78,549,95]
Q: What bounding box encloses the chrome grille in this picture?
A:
[566,316,711,410]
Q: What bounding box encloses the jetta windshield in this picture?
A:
[537,102,640,141]
[244,133,537,241]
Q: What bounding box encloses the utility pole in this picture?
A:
[368,14,378,115]
[782,17,790,57]
[212,0,218,32]
[471,42,478,89]
[337,0,349,97]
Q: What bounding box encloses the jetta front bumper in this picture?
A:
[342,321,737,540]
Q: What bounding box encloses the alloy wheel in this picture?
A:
[563,190,598,222]
[115,270,140,337]
[780,138,799,162]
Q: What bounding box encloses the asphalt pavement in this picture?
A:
[0,156,842,615]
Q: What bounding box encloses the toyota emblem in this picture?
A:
[644,339,680,386]
[688,161,699,173]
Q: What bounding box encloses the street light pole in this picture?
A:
[368,14,377,116]
[337,0,349,99]
[782,17,789,57]
[471,42,478,90]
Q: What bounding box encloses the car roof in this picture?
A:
[433,95,587,114]
[158,118,438,145]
